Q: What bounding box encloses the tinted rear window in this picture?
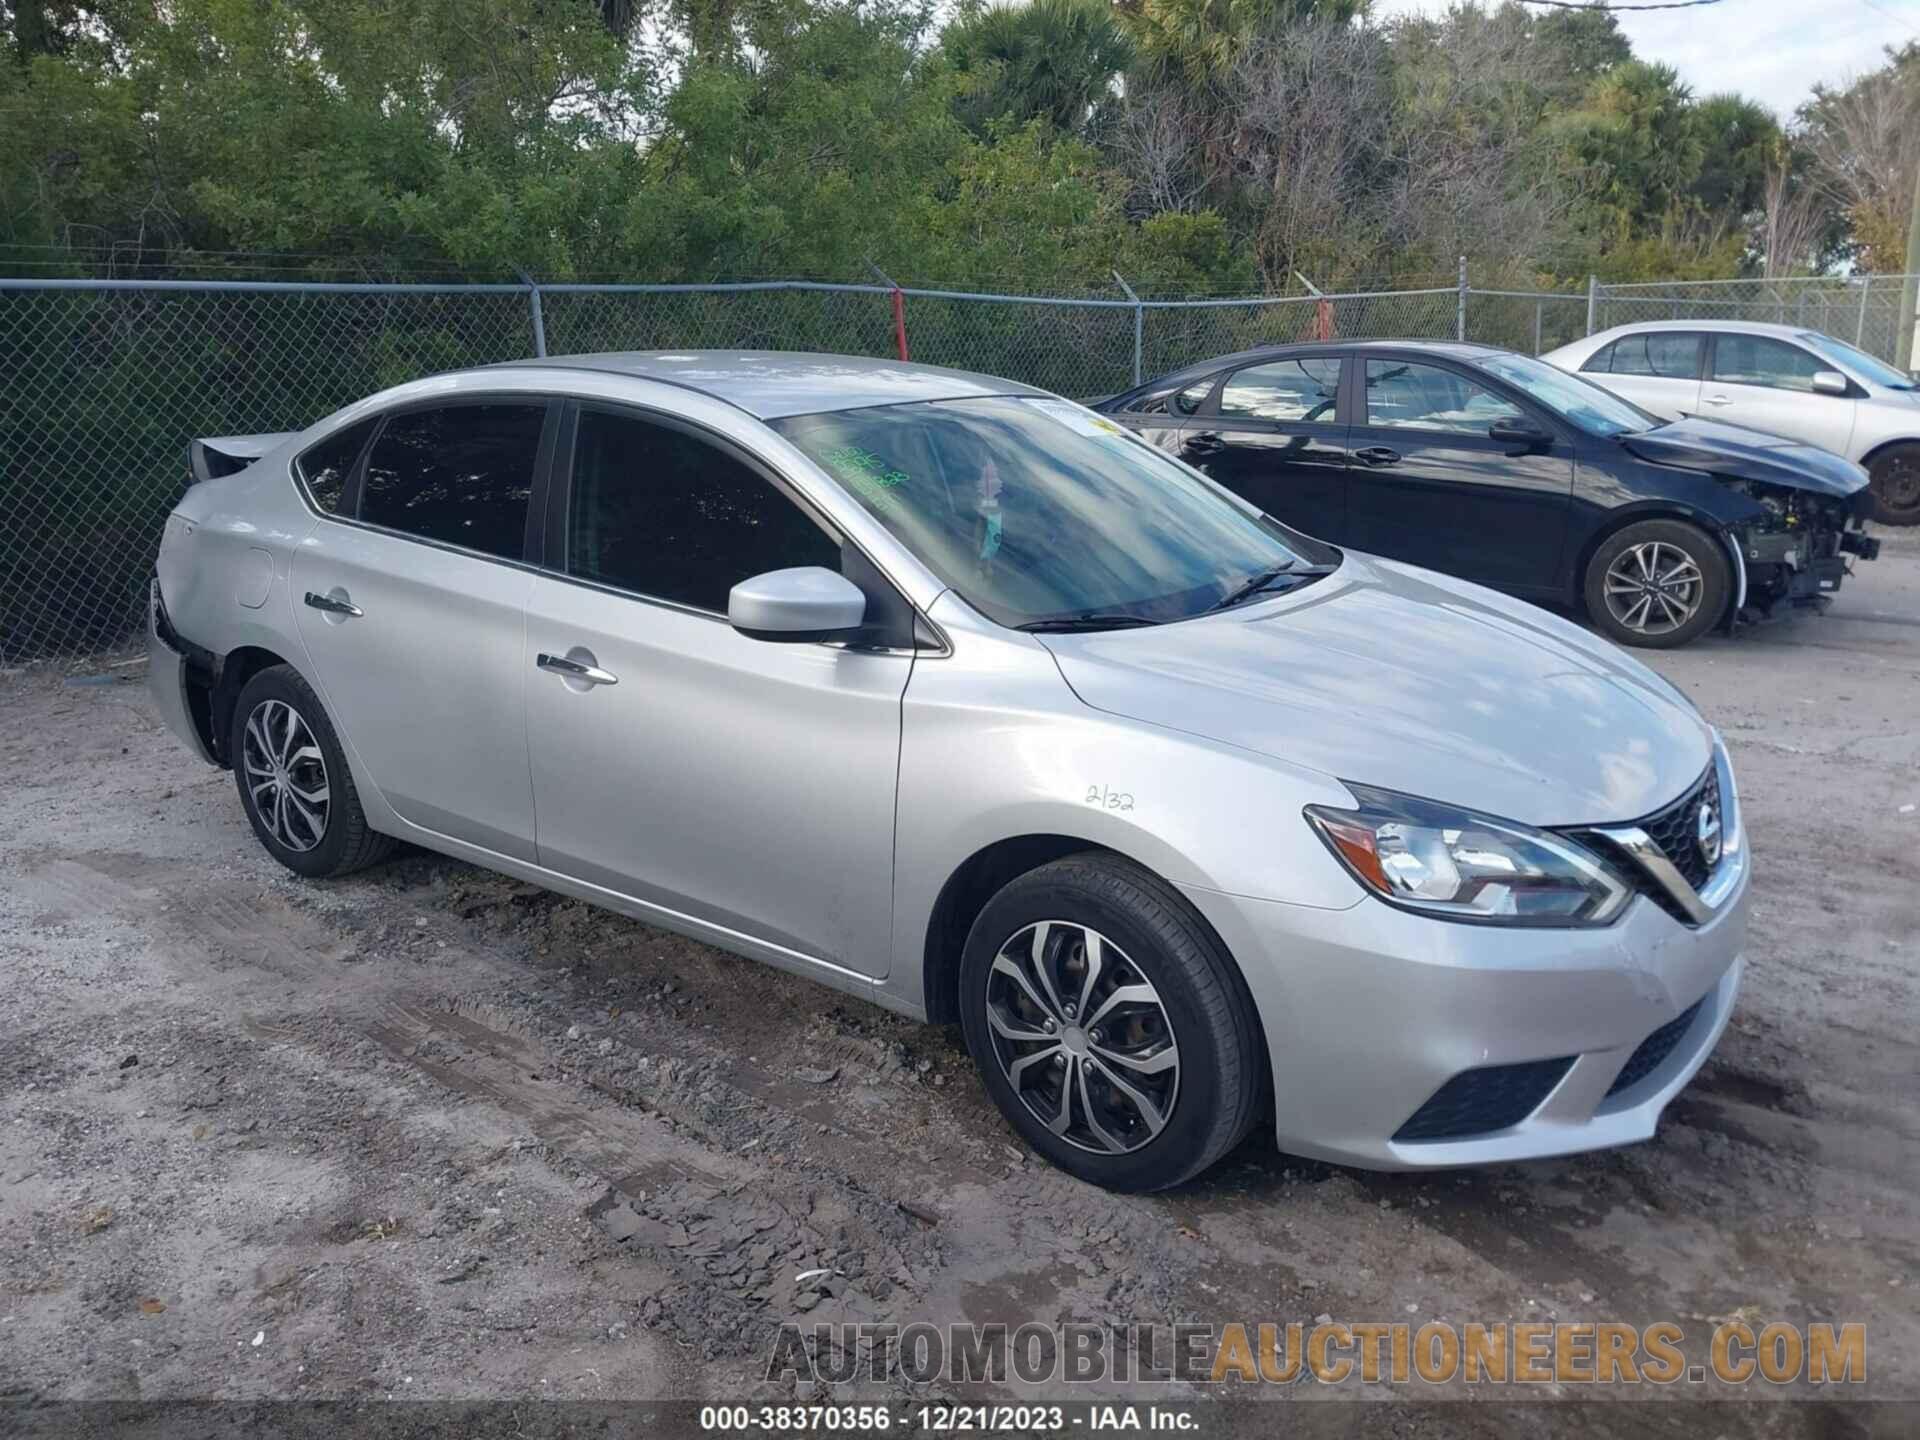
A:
[295,418,377,514]
[359,403,546,560]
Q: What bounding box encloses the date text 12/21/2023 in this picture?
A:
[698,1404,1198,1432]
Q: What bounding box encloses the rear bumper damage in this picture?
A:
[148,580,218,766]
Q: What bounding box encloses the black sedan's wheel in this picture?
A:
[959,854,1262,1192]
[231,665,394,879]
[1868,444,1920,527]
[1584,519,1730,649]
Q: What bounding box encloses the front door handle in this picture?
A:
[1703,393,1732,406]
[537,651,618,687]
[304,591,363,617]
[1184,431,1226,457]
[1353,446,1401,467]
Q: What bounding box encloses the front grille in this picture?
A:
[1570,762,1722,923]
[1393,1056,1575,1142]
[1604,999,1705,1098]
[1636,765,1721,891]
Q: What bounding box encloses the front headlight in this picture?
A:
[1305,785,1631,927]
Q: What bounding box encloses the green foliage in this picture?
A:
[943,0,1133,137]
[0,0,1859,292]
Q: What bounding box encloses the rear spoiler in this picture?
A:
[188,432,294,486]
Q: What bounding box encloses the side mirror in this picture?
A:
[728,566,867,643]
[1811,370,1849,397]
[1488,416,1551,451]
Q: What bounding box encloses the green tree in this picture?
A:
[942,0,1134,137]
[1118,0,1361,87]
[1556,60,1704,234]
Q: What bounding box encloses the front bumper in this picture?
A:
[1181,835,1749,1171]
[1737,523,1877,617]
[148,580,217,765]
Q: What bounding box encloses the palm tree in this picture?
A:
[943,0,1136,136]
[1118,0,1362,88]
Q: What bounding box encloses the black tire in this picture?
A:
[230,664,394,879]
[957,853,1262,1192]
[1867,444,1920,527]
[1583,517,1730,650]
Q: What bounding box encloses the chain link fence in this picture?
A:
[2,269,1915,663]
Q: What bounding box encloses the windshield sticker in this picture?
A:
[1025,398,1129,438]
[819,444,910,512]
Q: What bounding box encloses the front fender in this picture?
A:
[888,599,1363,1007]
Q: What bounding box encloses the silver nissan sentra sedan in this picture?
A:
[149,352,1749,1191]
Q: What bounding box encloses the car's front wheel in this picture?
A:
[231,664,393,878]
[1868,443,1920,526]
[958,854,1262,1192]
[1584,518,1730,649]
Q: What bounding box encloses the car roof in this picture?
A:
[484,350,1050,420]
[1586,319,1823,339]
[1126,338,1509,394]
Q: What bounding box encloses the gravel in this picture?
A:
[2,531,1916,1421]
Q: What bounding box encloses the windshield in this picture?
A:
[770,397,1335,628]
[1478,353,1656,436]
[1799,331,1917,390]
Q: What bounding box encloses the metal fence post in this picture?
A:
[1532,301,1543,355]
[1113,270,1143,386]
[515,268,547,357]
[1857,275,1872,346]
[865,259,909,361]
[1456,256,1467,342]
[1586,275,1598,336]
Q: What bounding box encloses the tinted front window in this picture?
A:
[771,397,1332,628]
[567,408,841,613]
[295,417,377,514]
[1711,335,1824,392]
[1596,333,1701,379]
[1363,361,1522,433]
[359,404,544,560]
[1219,358,1341,421]
[1798,331,1915,389]
[1478,353,1653,437]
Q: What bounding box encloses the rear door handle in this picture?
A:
[1353,446,1401,467]
[537,651,618,687]
[303,591,362,617]
[1184,431,1226,457]
[1703,394,1732,406]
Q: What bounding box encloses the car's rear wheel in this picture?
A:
[231,664,393,878]
[1584,518,1729,649]
[1867,444,1920,526]
[958,854,1261,1192]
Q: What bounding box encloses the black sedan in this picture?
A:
[1096,340,1881,648]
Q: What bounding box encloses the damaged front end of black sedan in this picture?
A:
[1618,417,1882,629]
[1726,482,1881,623]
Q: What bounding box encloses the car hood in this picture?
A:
[1041,555,1712,827]
[1623,416,1868,497]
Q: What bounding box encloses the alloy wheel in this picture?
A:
[241,698,330,852]
[1602,540,1704,636]
[983,921,1180,1155]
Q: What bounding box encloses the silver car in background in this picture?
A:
[1545,320,1920,525]
[150,353,1749,1190]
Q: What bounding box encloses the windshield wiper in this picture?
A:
[1017,613,1162,633]
[1208,561,1338,613]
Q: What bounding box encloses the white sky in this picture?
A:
[1368,0,1920,116]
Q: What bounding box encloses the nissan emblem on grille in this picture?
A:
[1696,801,1722,868]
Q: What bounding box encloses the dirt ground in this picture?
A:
[2,533,1916,1432]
